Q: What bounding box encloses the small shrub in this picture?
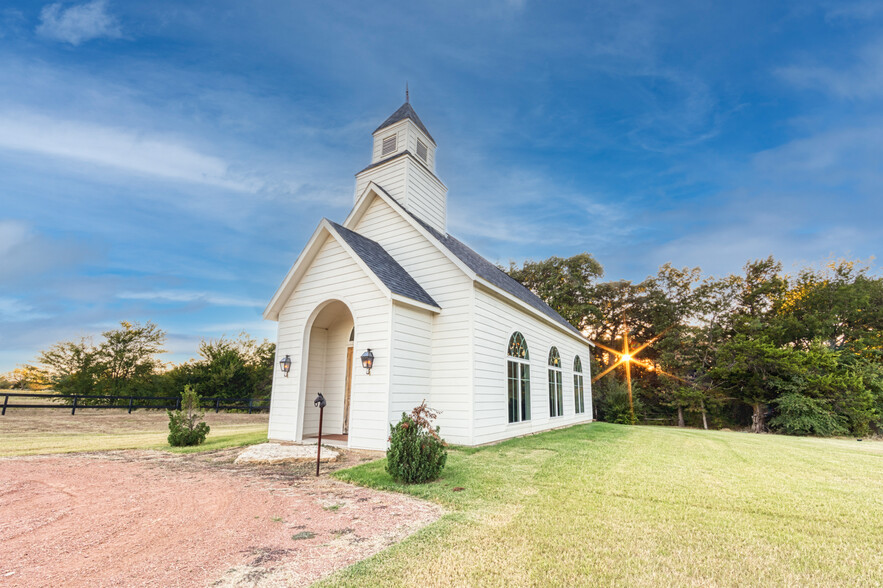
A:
[167,385,211,446]
[594,378,642,425]
[770,393,847,437]
[386,401,448,484]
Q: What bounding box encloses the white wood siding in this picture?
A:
[269,234,391,451]
[302,318,351,436]
[353,197,474,444]
[356,158,407,205]
[472,283,593,445]
[355,157,446,234]
[302,327,327,437]
[404,124,435,170]
[371,118,436,171]
[372,127,405,163]
[390,303,433,423]
[405,159,446,233]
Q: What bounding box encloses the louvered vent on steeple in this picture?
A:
[354,98,448,233]
[382,135,397,156]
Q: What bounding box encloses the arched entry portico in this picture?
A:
[301,300,356,442]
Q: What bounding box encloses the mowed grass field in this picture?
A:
[325,423,883,587]
[0,406,268,456]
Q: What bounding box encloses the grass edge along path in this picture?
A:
[320,423,883,587]
[0,423,268,457]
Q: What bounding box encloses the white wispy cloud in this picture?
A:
[0,220,29,256]
[117,290,265,308]
[36,0,121,45]
[777,40,883,100]
[822,1,883,21]
[0,110,257,191]
[0,297,50,322]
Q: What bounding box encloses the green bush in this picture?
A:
[594,378,642,425]
[386,401,448,484]
[770,393,847,437]
[167,385,211,446]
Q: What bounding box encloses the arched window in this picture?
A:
[507,332,531,423]
[548,347,563,417]
[573,356,585,414]
[508,332,528,359]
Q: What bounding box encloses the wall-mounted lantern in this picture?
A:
[361,349,375,375]
[279,354,292,378]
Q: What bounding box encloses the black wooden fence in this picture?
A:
[0,392,270,416]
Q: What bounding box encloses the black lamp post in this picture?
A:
[361,349,374,375]
[314,393,326,476]
[279,354,292,378]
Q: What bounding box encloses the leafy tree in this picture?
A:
[778,259,883,355]
[7,365,52,390]
[734,256,786,334]
[36,322,165,402]
[38,339,98,397]
[711,336,800,433]
[507,253,604,331]
[769,393,847,437]
[593,377,643,425]
[163,333,275,401]
[94,321,166,397]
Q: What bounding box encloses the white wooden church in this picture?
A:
[264,99,593,450]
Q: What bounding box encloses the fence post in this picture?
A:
[71,396,78,415]
[248,398,253,414]
[176,397,181,410]
[215,398,220,413]
[1,395,8,416]
[128,397,134,414]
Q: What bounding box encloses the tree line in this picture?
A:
[2,321,275,405]
[509,255,883,437]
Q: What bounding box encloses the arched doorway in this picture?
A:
[302,300,355,441]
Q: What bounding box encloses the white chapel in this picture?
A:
[264,99,594,450]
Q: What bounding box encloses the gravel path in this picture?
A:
[0,449,441,587]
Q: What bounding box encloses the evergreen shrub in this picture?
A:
[168,385,211,446]
[770,393,847,437]
[386,401,447,484]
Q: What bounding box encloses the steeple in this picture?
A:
[373,101,435,145]
[355,99,448,233]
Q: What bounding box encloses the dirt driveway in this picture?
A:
[0,448,441,587]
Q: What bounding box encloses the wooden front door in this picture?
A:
[342,347,353,434]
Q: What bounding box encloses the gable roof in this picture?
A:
[345,183,589,342]
[263,219,440,321]
[374,102,435,144]
[328,221,439,308]
[408,217,584,337]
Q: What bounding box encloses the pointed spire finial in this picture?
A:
[406,82,409,104]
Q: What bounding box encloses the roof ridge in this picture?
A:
[327,221,440,309]
[362,189,583,337]
[373,102,435,144]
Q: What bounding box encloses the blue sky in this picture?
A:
[1,0,881,371]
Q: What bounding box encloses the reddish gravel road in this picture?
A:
[0,450,440,587]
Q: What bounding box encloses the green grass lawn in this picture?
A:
[324,423,883,587]
[0,409,268,457]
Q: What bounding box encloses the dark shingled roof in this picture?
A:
[374,102,435,144]
[355,149,441,180]
[328,221,439,309]
[363,185,582,336]
[413,219,582,336]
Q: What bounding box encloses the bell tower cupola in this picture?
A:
[355,95,448,233]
